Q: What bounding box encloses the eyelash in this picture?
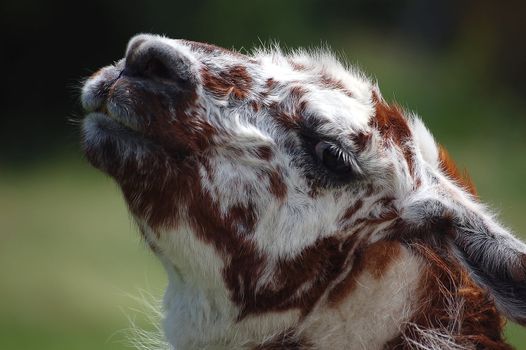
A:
[315,141,354,166]
[298,131,360,186]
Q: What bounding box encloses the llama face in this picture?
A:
[81,34,526,345]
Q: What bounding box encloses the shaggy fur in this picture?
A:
[80,34,526,349]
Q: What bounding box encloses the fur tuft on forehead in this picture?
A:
[80,34,526,350]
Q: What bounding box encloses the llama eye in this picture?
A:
[314,141,354,176]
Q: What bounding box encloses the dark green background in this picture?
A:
[1,1,525,349]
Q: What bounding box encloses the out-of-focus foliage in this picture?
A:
[1,0,525,349]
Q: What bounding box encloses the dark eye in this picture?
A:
[314,141,354,176]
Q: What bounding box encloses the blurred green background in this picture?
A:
[1,0,525,349]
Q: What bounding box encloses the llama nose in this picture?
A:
[122,34,194,86]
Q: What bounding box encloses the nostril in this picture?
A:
[124,44,177,82]
[143,56,171,80]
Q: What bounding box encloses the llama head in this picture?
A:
[81,34,526,347]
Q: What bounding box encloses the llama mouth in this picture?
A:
[82,112,146,144]
[87,101,143,134]
[81,63,144,135]
[81,87,156,154]
[81,111,164,170]
[81,111,173,186]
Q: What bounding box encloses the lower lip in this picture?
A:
[85,108,141,133]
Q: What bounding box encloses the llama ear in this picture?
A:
[406,198,526,324]
[450,208,526,325]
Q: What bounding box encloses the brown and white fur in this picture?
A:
[80,34,526,349]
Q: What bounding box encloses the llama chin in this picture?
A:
[81,34,526,350]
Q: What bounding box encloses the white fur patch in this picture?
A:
[411,116,439,170]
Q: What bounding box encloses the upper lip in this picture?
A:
[93,103,142,132]
[84,69,143,132]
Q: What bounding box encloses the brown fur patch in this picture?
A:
[370,92,414,177]
[226,203,258,236]
[268,85,308,131]
[326,239,368,307]
[201,65,253,100]
[351,131,372,152]
[341,199,364,221]
[289,85,308,108]
[201,67,231,97]
[319,74,353,97]
[288,59,307,71]
[438,145,477,196]
[239,234,359,318]
[120,159,200,230]
[271,110,301,131]
[228,65,253,99]
[251,101,261,112]
[255,145,273,161]
[243,233,354,318]
[328,240,402,306]
[266,77,278,90]
[365,240,402,279]
[385,243,511,349]
[267,169,287,200]
[371,92,411,145]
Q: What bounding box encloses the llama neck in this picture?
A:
[300,244,422,349]
[160,245,422,350]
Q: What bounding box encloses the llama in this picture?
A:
[80,34,526,349]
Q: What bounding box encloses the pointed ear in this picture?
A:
[450,208,526,324]
[405,197,526,324]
